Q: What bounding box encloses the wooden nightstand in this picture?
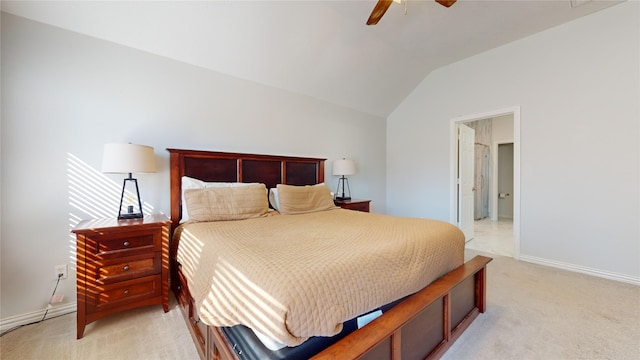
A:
[334,199,371,212]
[72,214,170,339]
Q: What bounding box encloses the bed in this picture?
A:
[167,148,492,360]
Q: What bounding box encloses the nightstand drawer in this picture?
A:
[93,252,161,284]
[88,230,161,259]
[88,274,162,312]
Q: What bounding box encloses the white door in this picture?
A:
[458,124,475,241]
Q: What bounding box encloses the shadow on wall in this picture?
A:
[66,153,156,267]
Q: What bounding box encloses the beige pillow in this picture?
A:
[180,177,256,222]
[184,183,268,222]
[276,183,337,215]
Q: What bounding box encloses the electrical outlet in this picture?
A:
[55,264,68,279]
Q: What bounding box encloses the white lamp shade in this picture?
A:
[102,143,157,174]
[333,159,356,176]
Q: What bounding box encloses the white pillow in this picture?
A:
[180,176,255,222]
[268,188,281,211]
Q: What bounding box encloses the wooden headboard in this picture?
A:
[167,148,326,229]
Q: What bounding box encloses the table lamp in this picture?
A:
[102,143,156,219]
[333,158,356,201]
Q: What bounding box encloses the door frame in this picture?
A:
[449,106,521,259]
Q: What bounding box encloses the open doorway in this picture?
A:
[469,139,514,257]
[496,143,514,220]
[450,107,520,259]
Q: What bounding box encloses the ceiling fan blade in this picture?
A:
[435,0,457,7]
[366,0,393,25]
[367,0,456,26]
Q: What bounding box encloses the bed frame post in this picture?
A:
[443,293,452,343]
[168,150,183,231]
[476,265,487,313]
[391,331,401,359]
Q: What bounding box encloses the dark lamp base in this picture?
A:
[118,212,144,220]
[335,196,351,201]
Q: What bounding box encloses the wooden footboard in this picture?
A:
[312,255,491,360]
[176,255,491,360]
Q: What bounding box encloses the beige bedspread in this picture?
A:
[175,209,464,346]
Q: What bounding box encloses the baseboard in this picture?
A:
[0,302,77,333]
[520,255,640,286]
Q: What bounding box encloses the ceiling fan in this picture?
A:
[366,0,457,25]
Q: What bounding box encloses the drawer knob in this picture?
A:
[123,265,130,271]
[123,241,130,247]
[123,289,129,295]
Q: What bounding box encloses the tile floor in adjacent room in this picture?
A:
[465,218,513,257]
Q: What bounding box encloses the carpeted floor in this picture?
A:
[443,250,640,360]
[1,249,638,359]
[0,295,200,359]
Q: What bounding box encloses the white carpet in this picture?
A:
[442,250,640,360]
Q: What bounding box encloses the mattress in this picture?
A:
[222,297,405,360]
[175,208,464,346]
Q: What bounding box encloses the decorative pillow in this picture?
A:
[181,176,255,222]
[276,183,337,215]
[184,183,269,222]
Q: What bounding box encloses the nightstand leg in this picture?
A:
[77,322,86,339]
[77,296,86,339]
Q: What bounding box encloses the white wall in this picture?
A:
[0,13,387,320]
[388,2,639,281]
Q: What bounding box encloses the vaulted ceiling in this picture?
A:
[1,0,623,117]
